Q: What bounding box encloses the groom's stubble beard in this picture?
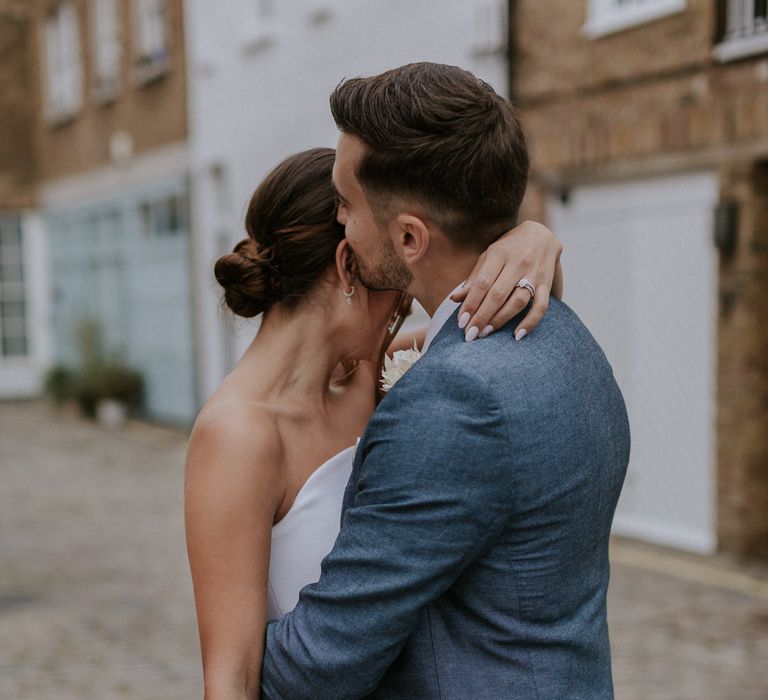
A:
[358,232,414,293]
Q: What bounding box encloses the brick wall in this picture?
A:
[717,163,768,559]
[0,1,38,209]
[520,61,768,181]
[31,0,187,184]
[514,0,768,180]
[515,0,714,103]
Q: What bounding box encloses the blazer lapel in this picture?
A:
[341,307,461,521]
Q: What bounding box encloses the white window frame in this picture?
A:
[43,2,83,124]
[583,0,687,38]
[133,0,169,84]
[90,0,122,103]
[714,0,768,62]
[0,216,29,359]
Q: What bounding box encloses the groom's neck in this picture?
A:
[410,252,479,316]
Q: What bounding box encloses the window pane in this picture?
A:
[0,217,28,358]
[0,222,21,247]
[136,0,167,58]
[0,262,23,283]
[1,301,25,319]
[45,11,61,112]
[63,3,83,111]
[44,2,83,117]
[0,281,25,301]
[0,245,22,269]
[2,315,29,357]
[139,195,188,237]
[2,336,28,357]
[92,0,121,92]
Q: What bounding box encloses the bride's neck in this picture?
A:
[237,301,349,407]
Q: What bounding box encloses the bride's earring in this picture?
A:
[342,286,356,305]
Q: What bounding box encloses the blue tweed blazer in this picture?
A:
[262,298,630,699]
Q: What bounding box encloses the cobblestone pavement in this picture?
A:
[1,401,767,700]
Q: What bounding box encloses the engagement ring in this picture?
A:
[515,277,536,299]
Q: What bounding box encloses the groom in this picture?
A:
[261,63,630,699]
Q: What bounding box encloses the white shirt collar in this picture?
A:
[421,283,464,354]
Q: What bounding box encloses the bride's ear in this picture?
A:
[334,239,359,291]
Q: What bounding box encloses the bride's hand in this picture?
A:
[450,220,563,341]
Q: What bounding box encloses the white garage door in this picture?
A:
[548,172,718,554]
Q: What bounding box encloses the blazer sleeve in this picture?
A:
[261,362,515,699]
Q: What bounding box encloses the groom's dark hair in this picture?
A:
[330,62,529,250]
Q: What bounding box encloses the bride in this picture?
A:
[184,147,563,699]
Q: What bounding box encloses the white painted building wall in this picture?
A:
[183,0,510,401]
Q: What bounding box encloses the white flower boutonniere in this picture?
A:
[381,340,422,393]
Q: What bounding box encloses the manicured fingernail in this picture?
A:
[458,312,471,329]
[480,325,493,339]
[515,329,527,341]
[465,326,479,342]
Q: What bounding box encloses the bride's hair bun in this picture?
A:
[213,148,345,318]
[214,239,279,318]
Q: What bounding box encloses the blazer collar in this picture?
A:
[423,306,462,356]
[422,283,463,354]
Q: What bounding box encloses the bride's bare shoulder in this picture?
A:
[184,399,285,580]
[186,397,286,495]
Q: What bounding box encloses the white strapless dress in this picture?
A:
[266,443,356,620]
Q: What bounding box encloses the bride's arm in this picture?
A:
[185,406,284,700]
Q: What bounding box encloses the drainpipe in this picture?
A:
[507,0,519,104]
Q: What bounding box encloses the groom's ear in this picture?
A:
[334,239,358,289]
[395,213,430,265]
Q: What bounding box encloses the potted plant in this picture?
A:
[76,362,144,428]
[43,365,78,412]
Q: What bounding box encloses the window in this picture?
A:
[140,194,188,239]
[91,0,121,102]
[133,0,169,83]
[714,0,768,61]
[0,218,28,358]
[242,0,279,54]
[583,0,687,37]
[44,2,83,123]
